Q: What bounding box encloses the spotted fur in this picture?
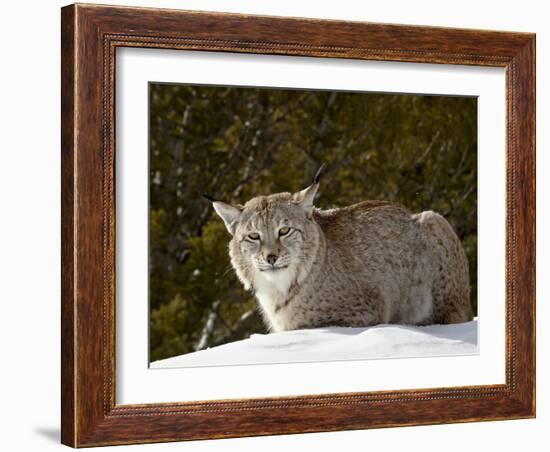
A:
[209,182,472,332]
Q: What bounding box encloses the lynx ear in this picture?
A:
[203,194,242,235]
[293,183,318,215]
[293,163,324,218]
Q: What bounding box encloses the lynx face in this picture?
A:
[209,182,321,294]
[237,199,304,273]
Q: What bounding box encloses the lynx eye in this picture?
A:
[247,232,260,240]
[278,227,291,237]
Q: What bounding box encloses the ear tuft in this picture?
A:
[202,192,218,202]
[312,162,326,185]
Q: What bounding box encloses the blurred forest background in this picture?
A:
[149,83,477,362]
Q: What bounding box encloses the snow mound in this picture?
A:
[150,318,478,369]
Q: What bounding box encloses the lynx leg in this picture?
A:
[413,210,473,325]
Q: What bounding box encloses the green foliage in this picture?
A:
[149,83,478,362]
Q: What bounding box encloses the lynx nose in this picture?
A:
[266,254,278,265]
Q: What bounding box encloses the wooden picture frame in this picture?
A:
[61,3,535,447]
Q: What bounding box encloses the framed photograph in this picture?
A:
[61,3,535,447]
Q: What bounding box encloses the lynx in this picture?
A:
[206,167,473,332]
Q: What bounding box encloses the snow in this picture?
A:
[150,318,478,369]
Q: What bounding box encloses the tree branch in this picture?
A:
[195,299,222,351]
